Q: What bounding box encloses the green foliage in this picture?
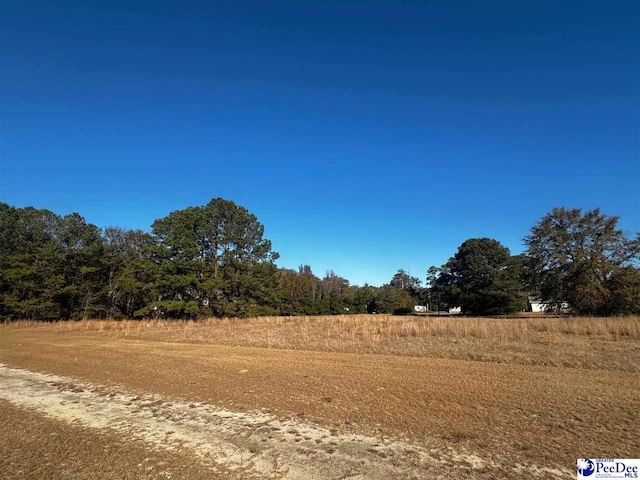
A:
[276,266,322,315]
[2,200,637,321]
[320,271,350,314]
[0,203,109,320]
[389,269,421,292]
[103,227,158,318]
[433,238,525,315]
[525,207,640,315]
[372,285,415,314]
[148,198,279,318]
[0,199,282,320]
[605,267,640,314]
[348,284,377,314]
[274,267,377,315]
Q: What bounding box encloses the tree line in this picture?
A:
[0,199,638,320]
[429,208,639,315]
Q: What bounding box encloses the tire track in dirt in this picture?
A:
[0,364,570,479]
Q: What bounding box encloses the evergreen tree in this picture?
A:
[434,238,524,315]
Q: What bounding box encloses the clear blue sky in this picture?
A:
[1,1,638,286]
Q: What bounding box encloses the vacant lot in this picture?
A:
[1,315,638,479]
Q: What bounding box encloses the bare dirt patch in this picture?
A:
[0,363,548,479]
[0,398,232,480]
[1,316,639,479]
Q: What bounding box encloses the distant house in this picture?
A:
[528,296,569,313]
[413,305,428,313]
[528,296,547,313]
[448,306,462,314]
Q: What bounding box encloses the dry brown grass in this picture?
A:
[0,399,233,480]
[7,314,640,371]
[9,314,640,338]
[2,315,639,476]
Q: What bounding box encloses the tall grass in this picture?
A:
[6,314,639,371]
[6,314,640,340]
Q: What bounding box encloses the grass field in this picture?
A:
[1,314,639,479]
[12,313,640,370]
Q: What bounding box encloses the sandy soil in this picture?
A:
[0,363,508,479]
[0,397,233,480]
[1,323,637,479]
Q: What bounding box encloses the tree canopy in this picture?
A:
[431,238,525,315]
[524,207,640,315]
[1,201,638,320]
[145,198,280,318]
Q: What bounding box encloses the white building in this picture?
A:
[528,297,547,313]
[528,296,569,313]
